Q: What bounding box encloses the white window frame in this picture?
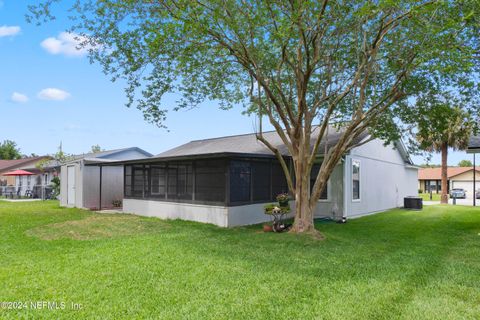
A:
[352,159,361,202]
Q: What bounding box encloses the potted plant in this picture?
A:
[263,224,273,232]
[112,199,123,208]
[264,203,291,233]
[276,193,290,207]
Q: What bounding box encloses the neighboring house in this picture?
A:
[59,147,152,210]
[0,157,54,198]
[418,167,480,197]
[102,128,418,227]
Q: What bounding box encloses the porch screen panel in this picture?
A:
[167,164,178,199]
[271,161,289,199]
[230,161,251,203]
[195,159,226,203]
[167,163,193,200]
[252,161,270,201]
[177,163,193,200]
[125,165,132,196]
[132,165,149,197]
[151,165,166,197]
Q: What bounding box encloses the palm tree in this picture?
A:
[416,97,474,204]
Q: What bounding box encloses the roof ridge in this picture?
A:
[188,130,277,143]
[187,125,335,144]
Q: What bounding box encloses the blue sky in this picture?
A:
[0,1,474,165]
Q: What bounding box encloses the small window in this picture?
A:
[352,159,360,201]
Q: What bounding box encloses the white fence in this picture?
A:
[0,185,55,200]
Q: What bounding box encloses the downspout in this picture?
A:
[343,155,348,218]
[474,153,476,207]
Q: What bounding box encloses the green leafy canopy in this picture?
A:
[28,0,480,143]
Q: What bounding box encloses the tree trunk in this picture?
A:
[291,164,316,233]
[441,142,448,204]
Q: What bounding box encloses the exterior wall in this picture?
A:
[123,198,229,227]
[82,166,100,209]
[450,170,480,181]
[61,163,125,209]
[313,163,344,219]
[60,166,68,206]
[6,176,15,186]
[418,179,443,193]
[75,163,83,208]
[100,166,124,209]
[124,198,294,228]
[345,139,418,218]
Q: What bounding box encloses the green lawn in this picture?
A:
[419,193,442,201]
[1,201,479,319]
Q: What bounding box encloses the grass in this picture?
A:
[418,192,442,201]
[1,201,480,319]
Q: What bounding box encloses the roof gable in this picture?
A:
[418,167,480,180]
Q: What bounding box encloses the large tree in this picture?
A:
[0,140,22,160]
[458,160,473,167]
[29,0,480,234]
[415,96,474,204]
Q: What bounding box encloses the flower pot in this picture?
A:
[263,224,273,232]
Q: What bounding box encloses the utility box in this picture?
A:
[404,196,423,210]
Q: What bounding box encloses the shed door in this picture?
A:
[67,166,76,205]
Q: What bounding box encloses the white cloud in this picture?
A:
[40,32,93,57]
[0,25,20,37]
[37,88,71,101]
[11,92,28,103]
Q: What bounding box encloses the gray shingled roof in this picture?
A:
[157,127,368,158]
[469,135,480,150]
[43,147,152,168]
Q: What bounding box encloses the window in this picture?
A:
[352,159,360,200]
[230,161,251,203]
[195,159,226,203]
[252,161,271,201]
[310,164,328,200]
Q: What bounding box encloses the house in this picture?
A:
[418,167,480,196]
[59,147,152,209]
[0,156,55,198]
[0,157,51,186]
[100,128,418,227]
